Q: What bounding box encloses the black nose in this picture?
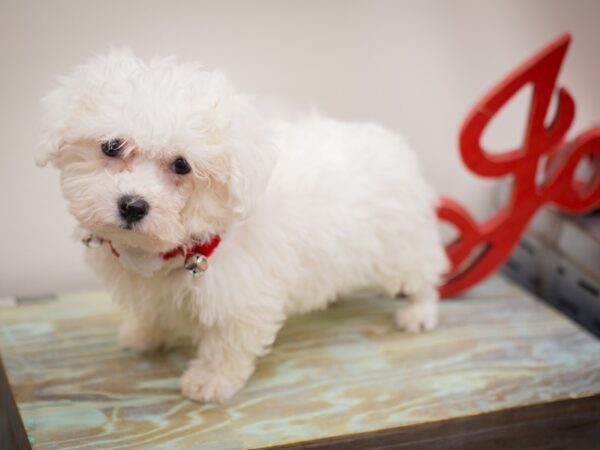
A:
[118,195,149,224]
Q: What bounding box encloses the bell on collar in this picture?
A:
[185,254,209,276]
[82,234,102,248]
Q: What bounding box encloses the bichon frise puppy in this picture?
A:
[37,51,448,403]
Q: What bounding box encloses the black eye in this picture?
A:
[171,157,191,175]
[101,139,124,157]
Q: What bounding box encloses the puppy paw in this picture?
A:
[180,361,247,403]
[395,302,438,333]
[118,319,165,352]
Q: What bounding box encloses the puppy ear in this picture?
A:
[226,134,275,218]
[197,73,276,219]
[225,99,275,218]
[36,83,71,167]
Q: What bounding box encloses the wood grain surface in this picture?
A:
[1,276,600,449]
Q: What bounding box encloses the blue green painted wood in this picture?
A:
[1,275,600,449]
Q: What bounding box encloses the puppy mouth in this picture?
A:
[119,218,145,232]
[107,223,174,252]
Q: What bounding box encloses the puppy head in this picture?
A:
[38,50,274,252]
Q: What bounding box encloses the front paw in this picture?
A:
[395,301,438,333]
[180,360,249,403]
[118,319,165,352]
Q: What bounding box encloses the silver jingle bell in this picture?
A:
[185,254,209,276]
[82,234,102,248]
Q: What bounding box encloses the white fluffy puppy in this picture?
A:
[38,51,448,403]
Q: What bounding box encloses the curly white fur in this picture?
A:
[38,50,448,403]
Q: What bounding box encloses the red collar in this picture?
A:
[161,236,221,261]
[99,235,221,261]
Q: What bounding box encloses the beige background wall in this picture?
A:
[1,0,599,297]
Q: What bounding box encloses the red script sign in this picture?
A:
[438,33,600,298]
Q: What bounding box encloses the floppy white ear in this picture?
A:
[225,100,276,218]
[35,74,81,168]
[198,72,276,219]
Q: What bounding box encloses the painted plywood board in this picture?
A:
[1,276,599,449]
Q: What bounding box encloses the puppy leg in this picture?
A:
[180,311,282,403]
[118,316,167,352]
[395,282,439,333]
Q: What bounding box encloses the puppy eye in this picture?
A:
[101,139,124,157]
[171,157,191,175]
